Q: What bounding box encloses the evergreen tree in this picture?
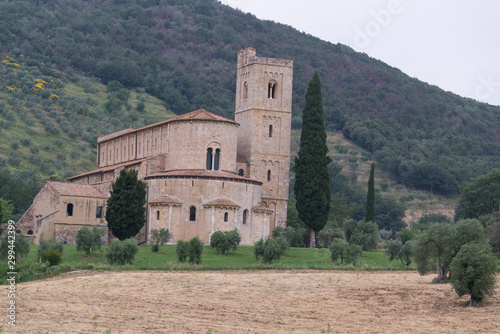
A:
[365,163,375,222]
[105,169,146,241]
[294,72,331,247]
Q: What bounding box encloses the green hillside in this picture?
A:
[1,0,499,219]
[0,54,175,216]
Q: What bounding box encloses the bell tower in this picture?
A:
[235,48,293,231]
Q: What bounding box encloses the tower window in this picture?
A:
[157,210,160,220]
[214,149,220,171]
[268,81,276,99]
[269,125,273,138]
[267,170,271,182]
[96,206,103,218]
[206,148,213,170]
[224,212,228,222]
[238,169,244,176]
[243,81,248,100]
[243,209,248,224]
[27,230,33,235]
[189,206,196,221]
[67,203,73,217]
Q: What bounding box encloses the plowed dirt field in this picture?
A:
[8,271,500,333]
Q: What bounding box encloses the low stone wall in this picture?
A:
[55,223,109,245]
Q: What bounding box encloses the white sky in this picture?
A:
[220,0,500,106]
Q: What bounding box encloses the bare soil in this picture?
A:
[8,271,500,333]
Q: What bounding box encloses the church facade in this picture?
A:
[17,48,293,246]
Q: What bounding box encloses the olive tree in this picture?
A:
[450,242,497,306]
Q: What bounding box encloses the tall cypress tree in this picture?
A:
[105,169,147,241]
[365,163,375,223]
[294,72,331,247]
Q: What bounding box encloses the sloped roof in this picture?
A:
[97,109,238,143]
[149,196,183,205]
[47,181,108,199]
[172,109,238,123]
[203,199,240,208]
[67,158,150,180]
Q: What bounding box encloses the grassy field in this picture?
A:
[24,244,413,271]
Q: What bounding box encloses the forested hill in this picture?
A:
[1,0,500,196]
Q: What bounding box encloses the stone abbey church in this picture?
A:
[18,48,294,246]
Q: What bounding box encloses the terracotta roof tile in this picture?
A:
[203,199,240,207]
[150,196,183,205]
[47,181,108,199]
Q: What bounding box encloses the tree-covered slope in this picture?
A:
[1,0,499,199]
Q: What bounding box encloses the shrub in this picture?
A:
[30,146,39,154]
[262,238,282,264]
[106,238,138,265]
[176,240,189,262]
[329,238,345,264]
[136,102,145,112]
[122,238,139,264]
[40,249,63,266]
[20,138,32,146]
[254,238,265,260]
[254,237,286,264]
[150,228,172,252]
[210,229,241,254]
[344,244,362,265]
[275,237,289,256]
[76,226,104,255]
[106,241,123,265]
[188,236,204,264]
[11,141,19,150]
[37,236,64,259]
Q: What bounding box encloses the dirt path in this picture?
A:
[7,271,500,333]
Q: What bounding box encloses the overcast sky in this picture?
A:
[220,0,500,106]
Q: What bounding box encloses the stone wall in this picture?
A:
[146,175,267,245]
[54,223,108,245]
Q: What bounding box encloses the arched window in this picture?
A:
[214,149,220,171]
[267,170,271,182]
[224,212,228,222]
[269,124,273,138]
[242,209,248,224]
[156,210,160,220]
[96,206,103,218]
[189,206,196,221]
[27,230,33,235]
[243,81,248,100]
[238,169,244,176]
[67,203,74,216]
[206,148,213,170]
[268,81,276,99]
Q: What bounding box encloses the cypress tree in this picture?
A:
[365,162,375,222]
[105,169,147,241]
[294,72,331,247]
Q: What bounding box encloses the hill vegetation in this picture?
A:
[1,0,500,217]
